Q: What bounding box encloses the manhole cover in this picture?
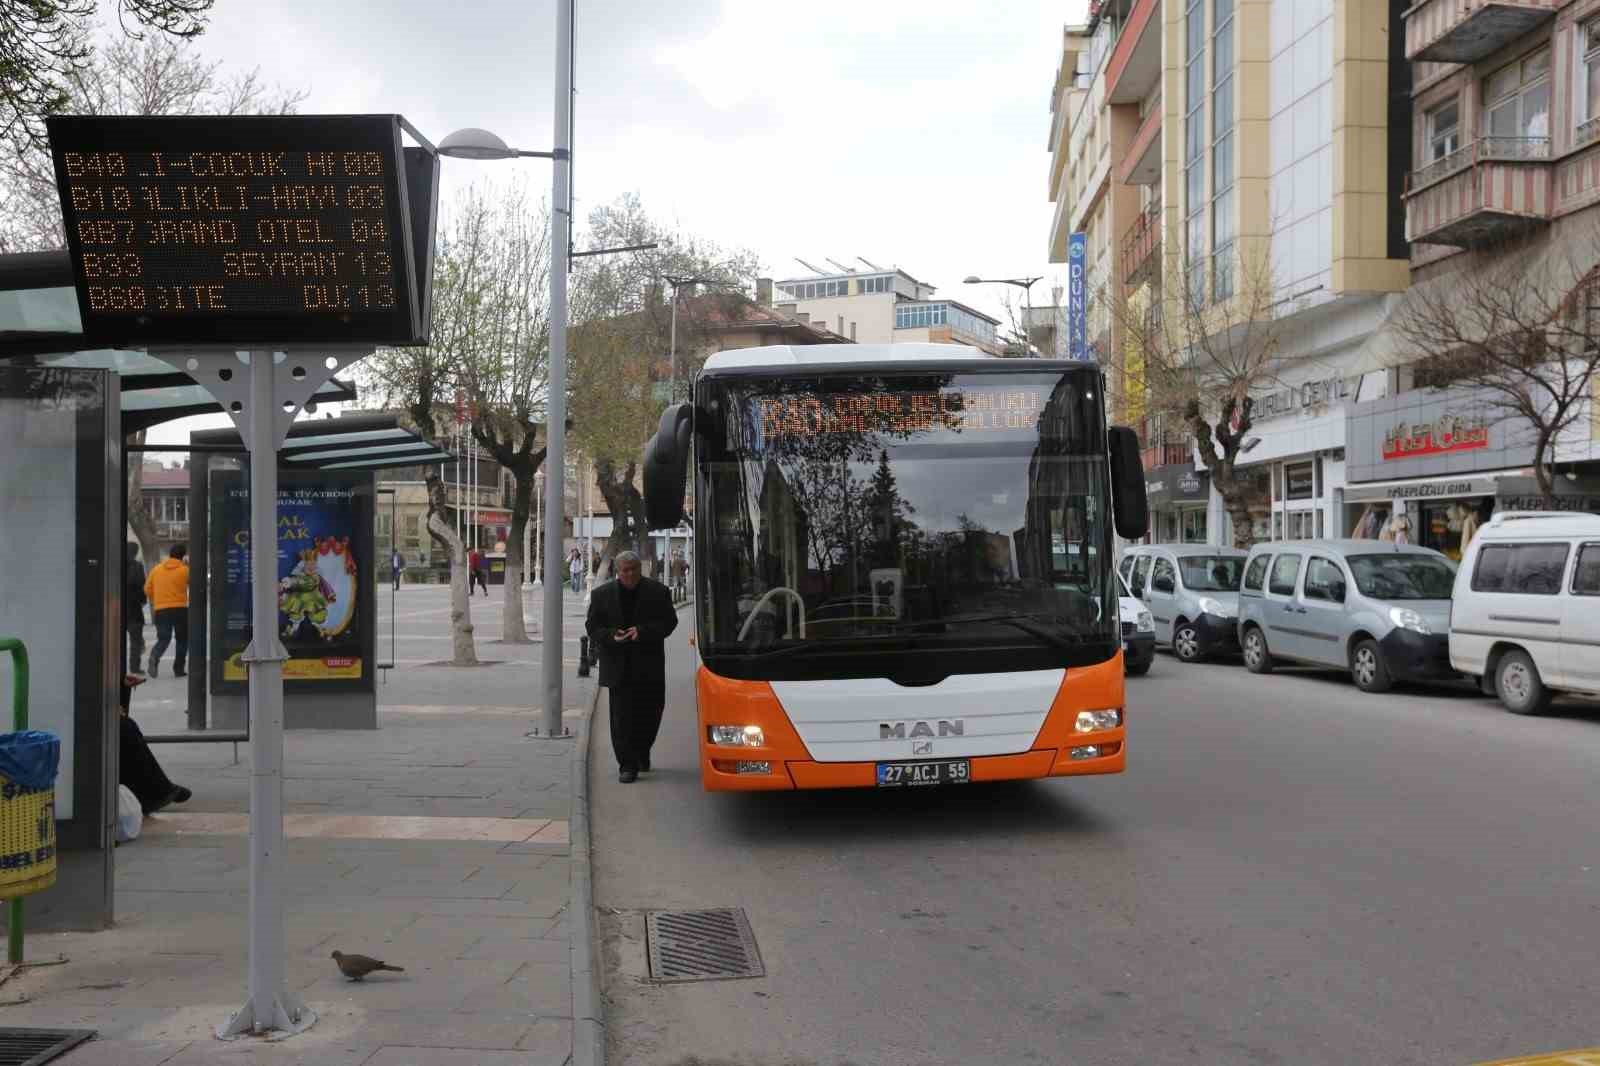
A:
[0,1028,95,1065]
[645,907,764,982]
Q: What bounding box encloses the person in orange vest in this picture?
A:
[145,543,190,678]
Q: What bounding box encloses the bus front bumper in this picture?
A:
[703,741,1125,791]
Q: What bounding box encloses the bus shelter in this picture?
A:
[0,251,448,933]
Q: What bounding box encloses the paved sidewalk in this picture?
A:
[4,584,596,1066]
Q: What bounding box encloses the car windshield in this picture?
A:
[1347,554,1455,600]
[695,368,1117,674]
[1178,555,1245,591]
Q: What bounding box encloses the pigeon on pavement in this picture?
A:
[331,950,405,981]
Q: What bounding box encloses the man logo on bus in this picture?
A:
[880,720,965,740]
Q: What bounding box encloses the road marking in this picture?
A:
[1473,1050,1600,1065]
[143,812,567,843]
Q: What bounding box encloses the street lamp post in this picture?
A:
[531,469,543,588]
[964,274,1043,356]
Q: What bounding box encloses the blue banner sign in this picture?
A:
[1067,232,1087,360]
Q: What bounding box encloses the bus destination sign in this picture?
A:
[46,114,435,346]
[759,385,1048,440]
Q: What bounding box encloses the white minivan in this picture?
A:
[1449,510,1600,714]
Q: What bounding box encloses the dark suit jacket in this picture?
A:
[585,576,679,687]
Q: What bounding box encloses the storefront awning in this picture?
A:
[1342,469,1531,503]
[191,413,455,471]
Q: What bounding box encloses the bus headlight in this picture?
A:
[1075,709,1122,733]
[709,725,766,747]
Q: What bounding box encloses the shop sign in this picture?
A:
[1342,475,1505,503]
[1178,471,1202,494]
[1253,375,1358,422]
[1382,414,1489,460]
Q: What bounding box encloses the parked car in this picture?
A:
[1236,539,1457,692]
[1118,573,1156,676]
[1449,510,1600,715]
[1119,544,1248,661]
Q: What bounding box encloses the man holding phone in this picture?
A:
[585,550,679,783]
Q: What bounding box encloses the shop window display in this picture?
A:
[1418,498,1492,562]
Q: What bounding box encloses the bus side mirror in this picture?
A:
[643,402,693,531]
[1107,426,1148,541]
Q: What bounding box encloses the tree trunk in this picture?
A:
[1534,431,1558,506]
[126,431,162,568]
[501,469,535,643]
[1213,473,1258,550]
[594,458,640,561]
[425,473,477,665]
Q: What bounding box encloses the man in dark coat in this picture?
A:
[124,542,147,675]
[585,551,678,783]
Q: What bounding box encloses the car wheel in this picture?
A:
[1242,626,1273,674]
[1173,622,1202,663]
[1350,639,1393,693]
[1126,660,1151,677]
[1495,649,1553,716]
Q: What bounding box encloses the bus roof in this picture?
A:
[701,343,990,371]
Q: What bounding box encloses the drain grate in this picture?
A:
[0,1028,95,1065]
[645,907,765,983]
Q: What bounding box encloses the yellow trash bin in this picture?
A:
[0,779,55,900]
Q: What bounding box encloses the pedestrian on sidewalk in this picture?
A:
[125,542,147,674]
[391,548,404,591]
[586,550,678,783]
[468,548,488,595]
[569,548,584,594]
[145,543,189,679]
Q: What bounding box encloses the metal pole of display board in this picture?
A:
[148,344,367,1041]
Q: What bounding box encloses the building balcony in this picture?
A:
[1121,200,1162,286]
[1142,443,1191,471]
[1118,96,1161,186]
[1104,0,1160,105]
[1403,0,1558,64]
[1405,137,1551,247]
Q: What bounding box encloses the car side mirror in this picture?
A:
[643,402,693,531]
[1107,426,1148,541]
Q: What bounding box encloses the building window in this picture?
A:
[1581,23,1600,144]
[1184,0,1207,304]
[1483,50,1550,155]
[1427,100,1460,162]
[1285,461,1314,501]
[1211,0,1235,302]
[858,275,891,295]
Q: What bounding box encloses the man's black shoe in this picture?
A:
[619,769,638,784]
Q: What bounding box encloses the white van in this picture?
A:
[1449,511,1600,714]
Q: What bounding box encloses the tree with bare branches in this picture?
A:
[0,0,217,147]
[1,33,304,252]
[567,194,761,570]
[1111,242,1285,548]
[1389,232,1600,506]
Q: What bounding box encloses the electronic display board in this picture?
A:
[46,114,436,346]
[756,385,1049,439]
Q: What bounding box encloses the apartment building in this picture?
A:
[769,267,1006,355]
[1334,0,1600,559]
[1049,0,1413,546]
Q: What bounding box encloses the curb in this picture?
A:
[570,679,604,1066]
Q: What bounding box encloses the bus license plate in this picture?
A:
[876,760,970,788]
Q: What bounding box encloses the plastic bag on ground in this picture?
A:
[116,785,142,843]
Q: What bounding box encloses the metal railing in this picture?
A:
[1478,135,1550,161]
[1579,116,1600,149]
[1121,199,1162,285]
[1408,135,1551,194]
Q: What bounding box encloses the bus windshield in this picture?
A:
[695,368,1117,680]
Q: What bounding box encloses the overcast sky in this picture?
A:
[146,0,1090,447]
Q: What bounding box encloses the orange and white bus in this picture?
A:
[643,344,1149,791]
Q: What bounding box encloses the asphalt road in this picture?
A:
[591,629,1600,1066]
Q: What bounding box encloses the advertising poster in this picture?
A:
[211,471,371,685]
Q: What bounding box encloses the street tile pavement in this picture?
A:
[5,585,595,1065]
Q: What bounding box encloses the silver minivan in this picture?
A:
[1236,539,1457,692]
[1118,545,1249,662]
